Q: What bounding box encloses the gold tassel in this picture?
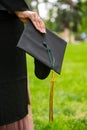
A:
[49,70,56,122]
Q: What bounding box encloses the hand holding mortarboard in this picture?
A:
[17,20,67,79]
[15,11,46,33]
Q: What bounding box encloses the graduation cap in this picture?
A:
[17,20,67,79]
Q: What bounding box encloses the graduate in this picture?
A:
[0,0,45,129]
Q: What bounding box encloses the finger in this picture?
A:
[28,12,38,22]
[36,19,46,33]
[27,11,46,33]
[32,16,46,33]
[38,19,46,33]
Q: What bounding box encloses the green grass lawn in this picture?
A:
[26,42,87,130]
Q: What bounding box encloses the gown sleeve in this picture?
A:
[0,0,29,11]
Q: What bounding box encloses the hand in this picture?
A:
[15,11,46,33]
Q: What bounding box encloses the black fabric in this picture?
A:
[17,20,67,79]
[0,0,29,11]
[0,11,28,125]
[34,59,50,80]
[0,11,27,83]
[0,3,7,10]
[0,78,28,126]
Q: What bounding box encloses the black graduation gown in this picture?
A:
[0,0,29,11]
[0,0,29,125]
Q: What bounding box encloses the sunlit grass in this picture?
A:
[26,42,87,130]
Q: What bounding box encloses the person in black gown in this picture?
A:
[0,0,45,129]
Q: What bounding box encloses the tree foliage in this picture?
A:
[55,0,83,32]
[78,0,87,33]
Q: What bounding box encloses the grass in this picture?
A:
[26,42,87,130]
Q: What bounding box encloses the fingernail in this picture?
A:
[43,29,46,33]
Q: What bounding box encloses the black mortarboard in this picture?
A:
[17,20,67,79]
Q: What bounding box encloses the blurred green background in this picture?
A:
[25,0,87,129]
[27,42,87,130]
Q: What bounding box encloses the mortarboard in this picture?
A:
[17,20,67,79]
